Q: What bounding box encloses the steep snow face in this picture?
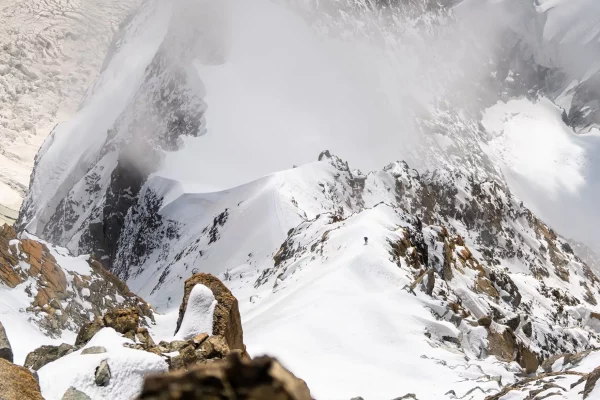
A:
[481,97,600,254]
[120,154,600,399]
[0,0,140,221]
[18,0,209,267]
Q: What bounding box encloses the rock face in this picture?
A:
[138,354,312,400]
[175,274,245,354]
[24,343,73,370]
[0,358,44,400]
[0,225,154,339]
[0,320,13,362]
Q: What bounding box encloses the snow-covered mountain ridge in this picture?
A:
[4,0,600,399]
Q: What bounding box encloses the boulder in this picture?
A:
[24,343,73,370]
[61,387,92,400]
[477,316,492,328]
[175,274,244,353]
[95,359,111,386]
[487,326,516,362]
[103,307,140,337]
[0,320,13,362]
[138,353,311,400]
[0,358,44,400]
[75,318,105,346]
[81,346,107,355]
[516,344,538,374]
[584,366,600,399]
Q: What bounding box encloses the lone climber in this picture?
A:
[364,237,368,245]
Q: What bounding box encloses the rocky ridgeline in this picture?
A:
[248,152,600,367]
[0,273,310,400]
[0,223,153,337]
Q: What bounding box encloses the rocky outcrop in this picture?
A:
[175,274,245,354]
[0,358,44,400]
[138,353,311,400]
[0,320,13,362]
[103,308,140,338]
[95,359,111,386]
[24,343,73,370]
[61,387,92,400]
[0,226,154,338]
[76,307,142,346]
[0,225,21,287]
[487,325,516,363]
[584,366,600,399]
[75,318,106,347]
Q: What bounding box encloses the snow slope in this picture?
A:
[122,153,600,399]
[0,0,140,221]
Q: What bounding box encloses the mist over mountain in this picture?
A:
[1,0,600,399]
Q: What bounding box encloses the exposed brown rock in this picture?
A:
[0,320,13,362]
[487,326,516,362]
[175,274,245,354]
[478,316,492,328]
[516,344,538,374]
[165,334,231,371]
[0,358,44,400]
[138,353,311,400]
[103,307,140,336]
[1,230,155,339]
[0,224,23,287]
[475,277,499,298]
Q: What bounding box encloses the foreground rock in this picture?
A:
[24,343,73,370]
[0,358,44,400]
[175,273,245,354]
[61,387,92,400]
[0,320,13,362]
[138,353,311,400]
